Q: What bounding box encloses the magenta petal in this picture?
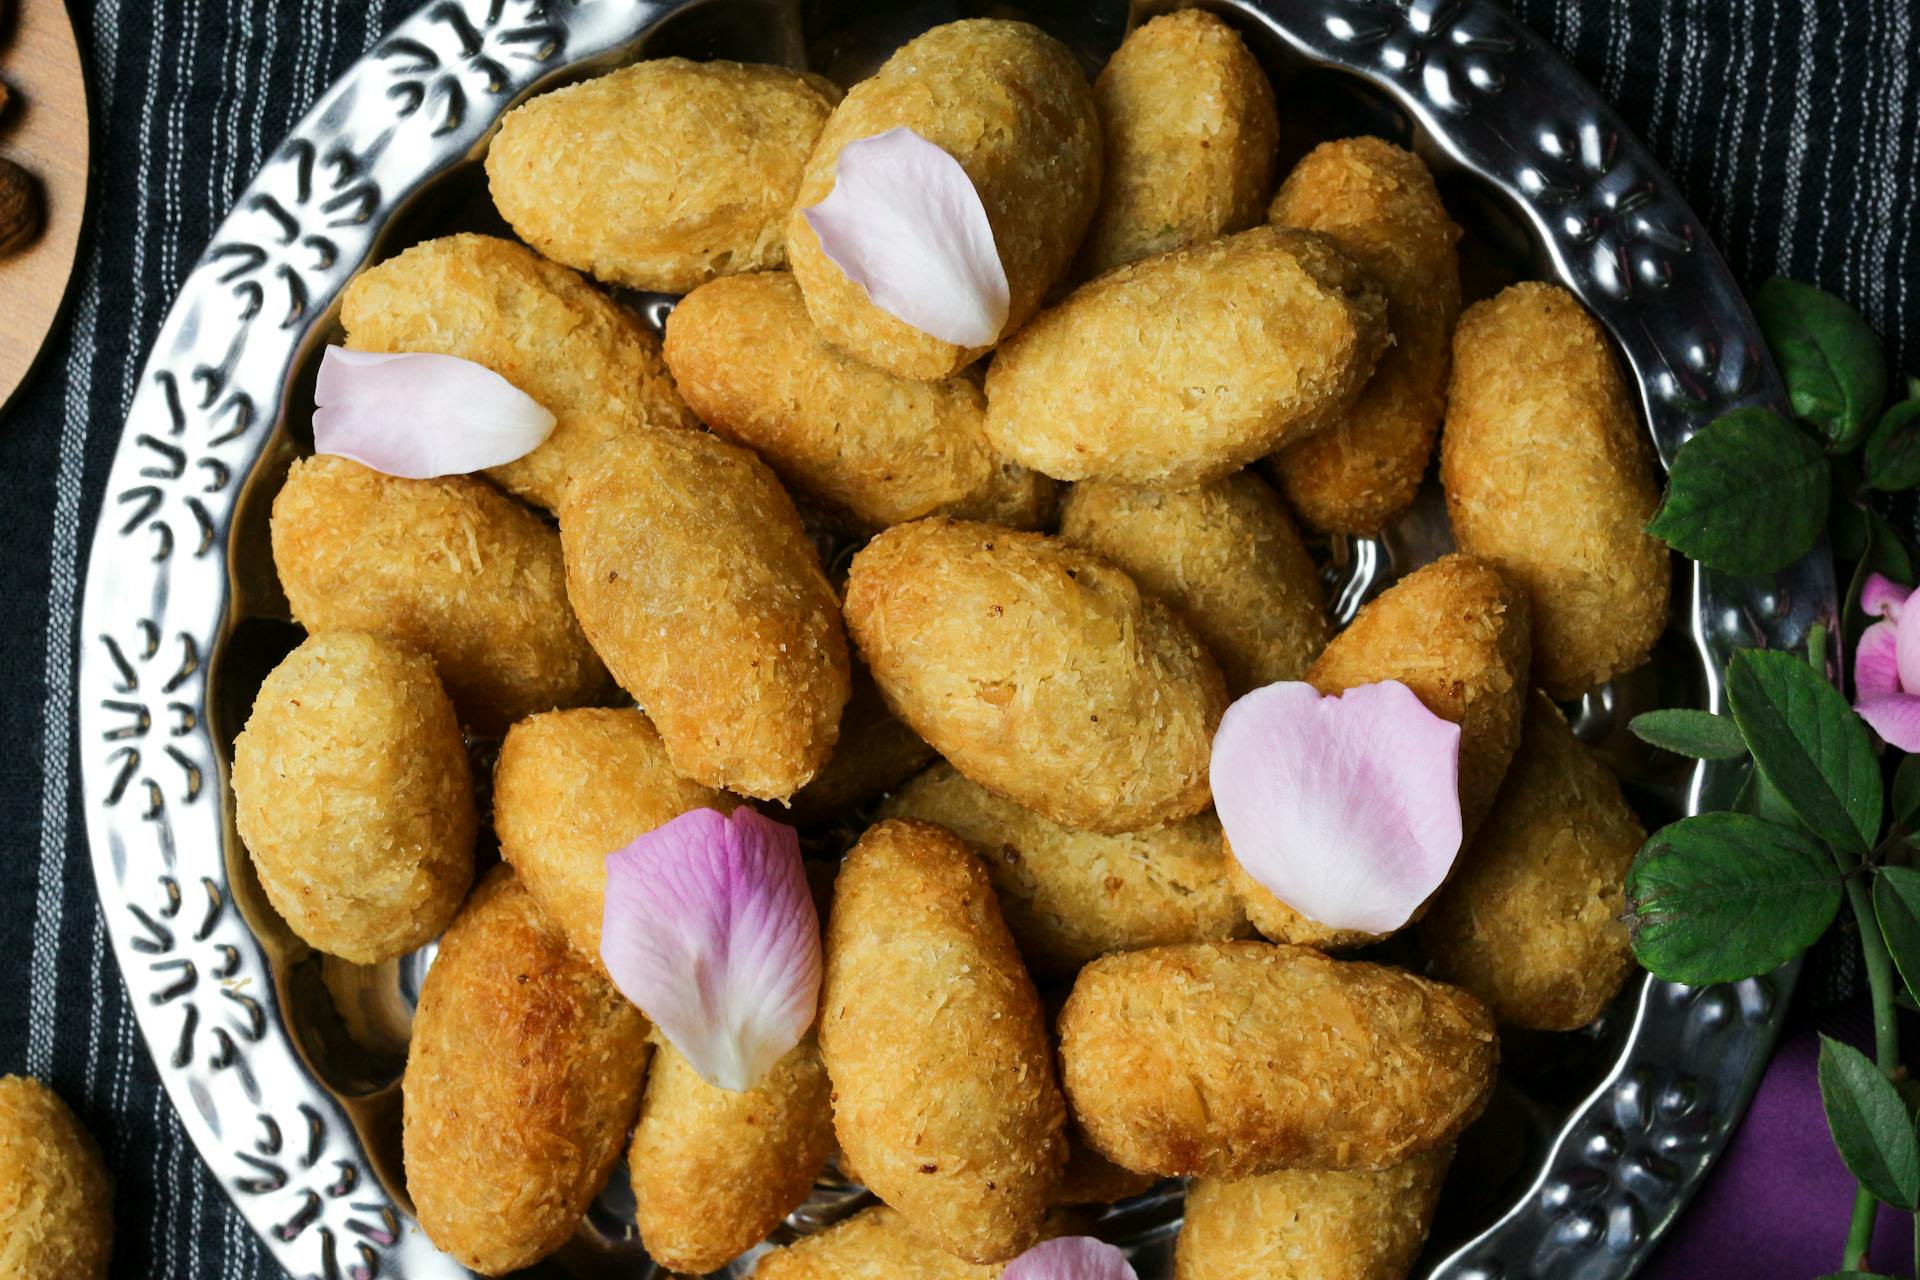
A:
[312,345,555,478]
[1861,573,1912,622]
[1858,693,1920,753]
[600,807,821,1092]
[1001,1237,1139,1280]
[1211,680,1464,935]
[1857,621,1904,701]
[801,127,1011,347]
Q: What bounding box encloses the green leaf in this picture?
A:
[1874,867,1920,1008]
[1907,373,1920,402]
[1818,1035,1920,1210]
[1733,764,1803,829]
[1831,486,1870,563]
[1626,812,1842,983]
[1815,1272,1901,1279]
[1754,277,1889,451]
[1629,709,1749,760]
[1895,756,1920,828]
[1864,400,1920,491]
[1841,509,1915,652]
[1726,648,1883,853]
[1647,409,1830,574]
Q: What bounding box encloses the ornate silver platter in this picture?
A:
[77,0,1834,1277]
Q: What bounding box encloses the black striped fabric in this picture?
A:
[0,2,1911,1276]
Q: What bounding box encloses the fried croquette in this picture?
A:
[879,762,1246,977]
[1058,941,1496,1179]
[1228,554,1532,949]
[493,707,736,971]
[844,519,1226,835]
[1268,137,1463,534]
[754,1205,1083,1280]
[783,660,936,829]
[340,233,696,510]
[1175,1147,1453,1280]
[821,819,1066,1262]
[985,226,1389,487]
[0,1076,112,1280]
[402,868,650,1275]
[488,60,840,295]
[233,632,475,964]
[1441,281,1670,696]
[1054,1133,1158,1206]
[1077,9,1278,278]
[270,455,612,734]
[1418,692,1644,1030]
[786,20,1103,380]
[1057,473,1330,696]
[630,1039,835,1275]
[664,272,1054,534]
[558,432,851,800]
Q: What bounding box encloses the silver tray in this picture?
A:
[77,1,1834,1276]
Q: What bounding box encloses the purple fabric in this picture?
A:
[1643,1015,1915,1278]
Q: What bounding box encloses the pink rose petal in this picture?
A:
[312,345,555,479]
[1895,603,1920,695]
[1858,694,1920,753]
[801,127,1011,348]
[600,807,821,1092]
[1862,572,1911,622]
[1002,1236,1139,1280]
[1211,680,1464,935]
[1857,620,1904,702]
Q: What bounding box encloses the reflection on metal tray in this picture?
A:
[76,0,1832,1276]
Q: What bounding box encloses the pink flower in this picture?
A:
[1854,573,1920,751]
[1002,1237,1139,1280]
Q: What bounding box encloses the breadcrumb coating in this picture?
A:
[340,233,695,510]
[1441,281,1670,696]
[845,519,1227,835]
[821,820,1067,1263]
[1268,137,1462,534]
[0,1076,112,1280]
[754,1206,1085,1280]
[270,454,612,735]
[233,632,475,963]
[1057,941,1496,1179]
[488,60,840,295]
[985,226,1389,487]
[1419,692,1643,1030]
[1078,9,1278,278]
[786,20,1102,380]
[402,868,649,1275]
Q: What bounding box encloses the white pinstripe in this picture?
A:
[1777,0,1818,274]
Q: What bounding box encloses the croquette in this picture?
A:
[880,762,1246,977]
[0,1076,112,1280]
[1441,281,1670,696]
[340,233,696,510]
[985,226,1389,487]
[664,272,1054,534]
[844,519,1226,835]
[1057,473,1330,695]
[1054,1132,1158,1206]
[233,632,475,964]
[1175,1147,1453,1280]
[558,431,851,800]
[821,820,1066,1262]
[1228,554,1531,949]
[402,868,650,1275]
[630,1039,834,1274]
[270,454,612,734]
[488,61,840,295]
[492,707,735,971]
[1268,137,1463,534]
[1078,9,1278,278]
[786,20,1102,380]
[1057,941,1496,1178]
[1418,692,1644,1030]
[754,1205,1083,1280]
[783,660,936,829]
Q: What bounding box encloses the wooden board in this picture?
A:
[0,0,90,414]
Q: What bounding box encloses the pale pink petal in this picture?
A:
[600,807,821,1092]
[312,345,555,478]
[801,127,1010,348]
[1858,693,1920,753]
[1002,1237,1139,1280]
[1862,573,1912,622]
[1857,621,1904,701]
[1896,608,1920,696]
[1211,680,1464,936]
